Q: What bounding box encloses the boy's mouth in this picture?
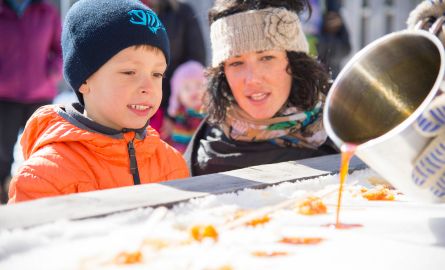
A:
[127,104,152,117]
[128,105,151,111]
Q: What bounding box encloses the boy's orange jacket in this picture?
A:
[8,105,189,204]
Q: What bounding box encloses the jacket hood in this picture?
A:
[21,105,161,163]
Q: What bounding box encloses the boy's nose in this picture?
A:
[138,78,155,94]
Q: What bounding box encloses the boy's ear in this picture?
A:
[78,81,90,94]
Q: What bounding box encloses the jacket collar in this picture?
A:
[57,102,149,140]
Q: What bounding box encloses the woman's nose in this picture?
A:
[245,62,262,86]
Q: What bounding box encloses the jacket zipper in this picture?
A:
[127,138,141,185]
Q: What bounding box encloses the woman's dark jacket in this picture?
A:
[183,117,339,176]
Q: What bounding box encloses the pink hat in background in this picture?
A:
[168,60,206,117]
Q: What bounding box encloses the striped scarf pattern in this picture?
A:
[220,100,327,149]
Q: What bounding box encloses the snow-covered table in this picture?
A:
[1,154,444,269]
[0,154,366,230]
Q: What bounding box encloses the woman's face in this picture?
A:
[224,50,292,120]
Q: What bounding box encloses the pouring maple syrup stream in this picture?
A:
[323,142,363,229]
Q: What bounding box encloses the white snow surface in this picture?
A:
[1,168,445,270]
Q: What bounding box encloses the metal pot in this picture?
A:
[323,17,445,203]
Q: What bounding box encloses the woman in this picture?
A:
[184,0,338,176]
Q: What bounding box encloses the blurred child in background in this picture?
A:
[167,61,206,154]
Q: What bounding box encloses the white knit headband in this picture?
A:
[210,7,309,68]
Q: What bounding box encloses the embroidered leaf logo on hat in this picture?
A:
[128,10,165,34]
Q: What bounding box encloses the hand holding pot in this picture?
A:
[413,95,445,199]
[407,0,445,30]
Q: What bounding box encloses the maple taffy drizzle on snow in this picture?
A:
[323,143,363,229]
[280,237,324,245]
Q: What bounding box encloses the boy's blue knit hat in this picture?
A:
[62,0,170,106]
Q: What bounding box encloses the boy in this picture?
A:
[8,0,189,204]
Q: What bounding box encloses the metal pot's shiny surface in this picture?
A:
[323,29,445,203]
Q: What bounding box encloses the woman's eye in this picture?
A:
[122,71,135,75]
[262,56,274,61]
[229,61,243,67]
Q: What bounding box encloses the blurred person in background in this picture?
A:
[317,0,351,79]
[301,0,350,79]
[300,0,322,57]
[141,0,206,139]
[167,60,206,154]
[0,0,62,203]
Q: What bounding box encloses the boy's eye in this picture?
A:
[122,71,135,75]
[152,73,165,78]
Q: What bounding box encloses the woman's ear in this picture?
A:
[78,81,90,94]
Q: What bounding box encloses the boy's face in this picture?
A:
[178,78,205,110]
[80,46,166,131]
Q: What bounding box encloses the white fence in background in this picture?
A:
[340,0,424,65]
[59,0,426,67]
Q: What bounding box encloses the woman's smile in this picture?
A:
[248,93,270,101]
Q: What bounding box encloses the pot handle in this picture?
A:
[429,16,445,36]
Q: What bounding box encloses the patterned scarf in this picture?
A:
[220,99,327,149]
[170,106,204,154]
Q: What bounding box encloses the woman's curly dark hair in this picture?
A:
[208,0,311,24]
[205,0,330,124]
